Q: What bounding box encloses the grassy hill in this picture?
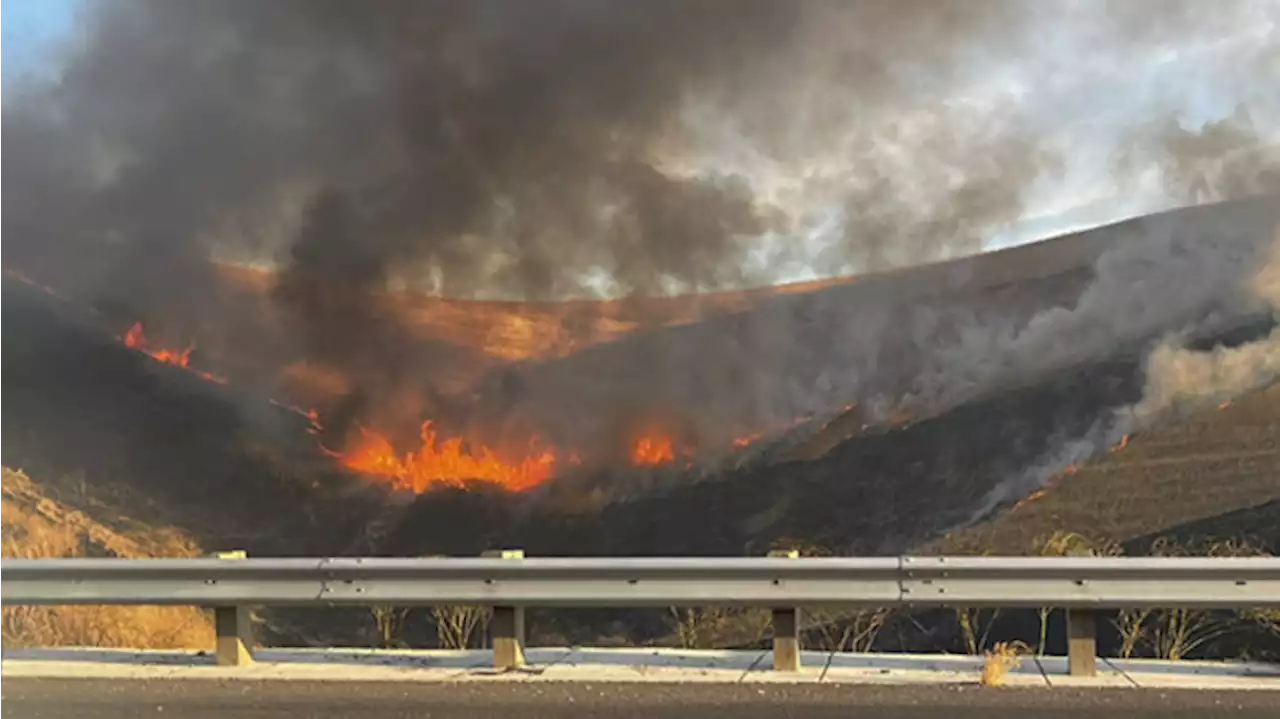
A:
[936,382,1280,556]
[1,467,213,648]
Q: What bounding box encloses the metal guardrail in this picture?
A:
[4,554,1279,676]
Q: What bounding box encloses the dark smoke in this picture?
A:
[0,0,1039,429]
[3,0,1061,307]
[3,0,1277,459]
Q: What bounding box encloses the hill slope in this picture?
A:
[937,383,1280,555]
[1,467,213,648]
[0,279,385,554]
[460,197,1279,460]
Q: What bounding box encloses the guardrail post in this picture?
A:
[484,549,525,671]
[768,549,801,672]
[210,550,253,667]
[1066,608,1097,677]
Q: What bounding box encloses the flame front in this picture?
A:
[330,421,556,492]
[630,431,676,466]
[122,322,227,383]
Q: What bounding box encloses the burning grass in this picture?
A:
[1,467,214,650]
[120,321,227,384]
[630,430,678,466]
[325,422,558,493]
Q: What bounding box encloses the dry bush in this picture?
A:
[1114,607,1153,659]
[808,607,893,654]
[1,467,213,650]
[369,605,411,649]
[432,605,491,649]
[955,606,1002,655]
[1031,530,1121,655]
[980,640,1029,687]
[664,606,773,649]
[766,538,891,654]
[1115,536,1272,660]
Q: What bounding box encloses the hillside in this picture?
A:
[2,197,1277,569]
[4,198,1279,655]
[936,383,1280,556]
[373,197,1280,560]
[0,279,385,555]
[1,467,213,648]
[459,196,1279,459]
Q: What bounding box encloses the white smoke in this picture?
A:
[1128,222,1280,420]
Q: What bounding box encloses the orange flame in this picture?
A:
[329,421,556,492]
[630,431,676,466]
[1110,434,1129,453]
[1013,486,1051,510]
[121,322,228,383]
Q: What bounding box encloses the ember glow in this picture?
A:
[121,322,227,384]
[327,422,557,493]
[629,431,677,466]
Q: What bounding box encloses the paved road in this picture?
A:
[4,678,1278,719]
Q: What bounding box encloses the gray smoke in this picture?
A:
[1116,106,1280,205]
[1128,221,1280,420]
[1,1,1066,307]
[3,0,1277,456]
[476,196,1278,465]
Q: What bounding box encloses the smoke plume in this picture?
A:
[3,0,1278,458]
[1129,223,1280,420]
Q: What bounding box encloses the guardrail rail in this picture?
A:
[4,552,1278,676]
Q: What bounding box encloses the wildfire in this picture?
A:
[328,421,556,492]
[121,322,227,384]
[1013,486,1051,510]
[630,431,676,466]
[1110,434,1129,453]
[268,399,324,434]
[1013,463,1081,510]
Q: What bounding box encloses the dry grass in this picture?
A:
[1,467,214,650]
[980,641,1029,687]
